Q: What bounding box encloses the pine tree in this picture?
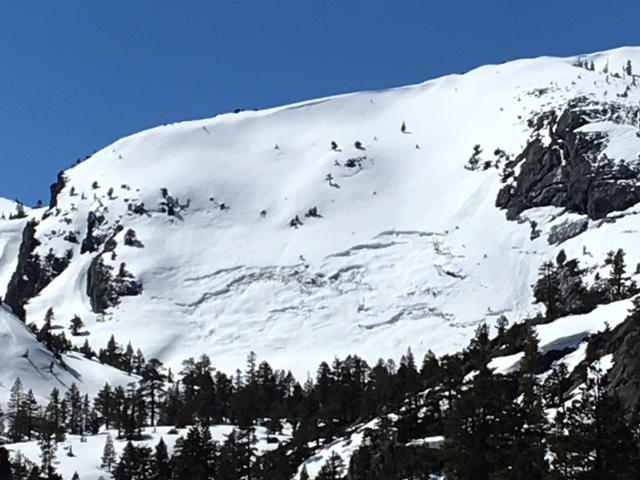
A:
[79,339,95,359]
[21,390,38,441]
[514,325,548,477]
[534,261,560,318]
[299,465,310,480]
[520,324,542,374]
[38,430,59,480]
[152,438,172,480]
[40,308,55,351]
[444,369,522,480]
[95,383,114,430]
[69,315,84,335]
[549,366,639,479]
[99,335,123,368]
[315,452,346,480]
[7,377,26,442]
[113,441,153,480]
[65,383,83,434]
[172,426,215,480]
[542,363,571,409]
[0,447,11,480]
[140,359,166,426]
[605,248,634,300]
[101,435,117,473]
[466,323,491,372]
[44,388,66,442]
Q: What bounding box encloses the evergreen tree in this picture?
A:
[509,371,548,479]
[95,383,115,429]
[466,323,491,372]
[38,430,60,480]
[101,435,117,473]
[44,388,66,442]
[171,426,215,480]
[7,377,27,442]
[152,438,172,480]
[444,369,521,480]
[113,441,153,480]
[40,308,55,351]
[315,452,346,480]
[534,261,560,318]
[140,359,166,427]
[605,248,635,300]
[549,366,639,480]
[542,363,571,409]
[0,447,11,480]
[99,335,123,368]
[65,383,83,434]
[69,315,84,336]
[21,390,38,441]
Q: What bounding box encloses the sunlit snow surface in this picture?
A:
[2,47,640,390]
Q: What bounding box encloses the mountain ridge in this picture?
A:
[2,45,640,385]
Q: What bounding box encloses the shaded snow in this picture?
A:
[0,306,132,404]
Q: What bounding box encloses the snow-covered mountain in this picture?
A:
[2,46,640,395]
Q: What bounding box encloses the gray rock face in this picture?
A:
[5,220,71,320]
[80,211,107,254]
[87,255,142,313]
[605,315,640,411]
[497,100,640,220]
[48,170,66,209]
[547,219,589,245]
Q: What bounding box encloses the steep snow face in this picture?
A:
[0,218,27,296]
[0,198,34,296]
[8,47,640,379]
[0,306,131,403]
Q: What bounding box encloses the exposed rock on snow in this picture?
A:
[497,98,640,220]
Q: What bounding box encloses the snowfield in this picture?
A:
[4,425,290,480]
[0,306,132,403]
[1,46,640,403]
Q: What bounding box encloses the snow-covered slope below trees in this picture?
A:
[4,425,290,480]
[0,198,22,218]
[4,46,640,383]
[0,306,131,403]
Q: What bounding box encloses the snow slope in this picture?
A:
[0,198,21,219]
[0,305,132,403]
[4,425,290,480]
[4,46,640,384]
[0,217,26,295]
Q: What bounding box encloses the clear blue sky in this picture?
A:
[2,1,639,205]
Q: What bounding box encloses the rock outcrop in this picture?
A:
[497,99,640,220]
[4,220,71,319]
[87,255,142,313]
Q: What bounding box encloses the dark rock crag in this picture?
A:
[497,99,640,220]
[4,220,71,320]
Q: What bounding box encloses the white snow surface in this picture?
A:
[0,198,22,219]
[4,46,640,386]
[0,305,132,403]
[4,425,289,480]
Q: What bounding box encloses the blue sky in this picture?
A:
[2,1,640,205]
